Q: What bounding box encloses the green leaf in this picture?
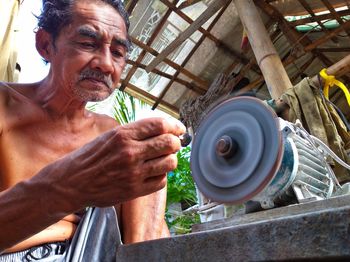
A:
[166,146,198,233]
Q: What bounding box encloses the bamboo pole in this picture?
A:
[234,0,292,99]
[311,54,350,85]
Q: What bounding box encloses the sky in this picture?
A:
[16,0,173,120]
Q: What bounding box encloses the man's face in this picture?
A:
[49,0,128,102]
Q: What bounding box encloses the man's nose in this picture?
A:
[90,48,114,74]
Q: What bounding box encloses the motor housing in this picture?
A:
[190,97,335,208]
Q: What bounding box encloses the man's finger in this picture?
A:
[136,134,181,161]
[143,174,167,193]
[122,117,186,140]
[143,154,178,177]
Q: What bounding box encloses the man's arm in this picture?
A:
[121,185,170,244]
[0,167,74,253]
[0,118,184,252]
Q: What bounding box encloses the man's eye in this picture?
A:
[79,42,96,49]
[112,50,124,58]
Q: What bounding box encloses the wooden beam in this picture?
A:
[321,0,350,37]
[288,9,350,27]
[235,76,264,96]
[304,20,350,52]
[298,0,327,32]
[159,0,260,73]
[122,82,180,117]
[178,0,202,9]
[120,0,178,91]
[126,59,206,95]
[229,58,257,93]
[145,0,230,73]
[290,55,316,83]
[254,0,305,57]
[125,0,138,14]
[311,54,350,85]
[226,20,278,92]
[223,61,240,76]
[131,36,209,89]
[234,0,293,99]
[151,0,230,110]
[266,0,347,16]
[315,47,350,53]
[256,0,350,80]
[236,54,350,98]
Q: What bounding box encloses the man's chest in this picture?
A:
[0,120,99,189]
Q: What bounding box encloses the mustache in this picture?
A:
[78,69,113,89]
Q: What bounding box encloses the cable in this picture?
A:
[311,135,350,171]
[293,121,342,188]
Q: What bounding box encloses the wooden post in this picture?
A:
[234,0,292,99]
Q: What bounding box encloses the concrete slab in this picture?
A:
[116,195,350,261]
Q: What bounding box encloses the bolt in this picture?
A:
[216,135,238,158]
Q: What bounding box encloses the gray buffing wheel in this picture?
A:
[190,97,283,203]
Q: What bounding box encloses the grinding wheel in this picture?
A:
[190,97,283,203]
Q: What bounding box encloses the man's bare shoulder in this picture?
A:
[89,111,120,134]
[0,82,36,103]
[0,81,41,135]
[0,82,12,104]
[0,82,13,134]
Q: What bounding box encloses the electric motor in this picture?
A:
[190,97,336,208]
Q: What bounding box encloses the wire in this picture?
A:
[310,135,350,170]
[292,121,342,188]
[317,74,350,131]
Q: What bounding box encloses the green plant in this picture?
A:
[112,89,146,125]
[87,89,147,124]
[166,146,200,234]
[88,90,199,233]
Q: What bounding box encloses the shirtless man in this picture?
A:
[0,0,184,259]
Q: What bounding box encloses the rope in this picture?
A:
[319,68,350,108]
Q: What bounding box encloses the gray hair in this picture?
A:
[37,0,132,51]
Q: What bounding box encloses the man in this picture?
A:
[0,0,185,260]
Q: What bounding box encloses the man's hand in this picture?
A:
[35,117,186,213]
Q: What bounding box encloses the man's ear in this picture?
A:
[35,28,55,62]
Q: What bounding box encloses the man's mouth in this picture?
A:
[83,78,110,89]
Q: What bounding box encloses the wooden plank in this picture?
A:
[145,0,230,73]
[235,0,292,99]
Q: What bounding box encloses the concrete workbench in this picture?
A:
[116,194,350,261]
